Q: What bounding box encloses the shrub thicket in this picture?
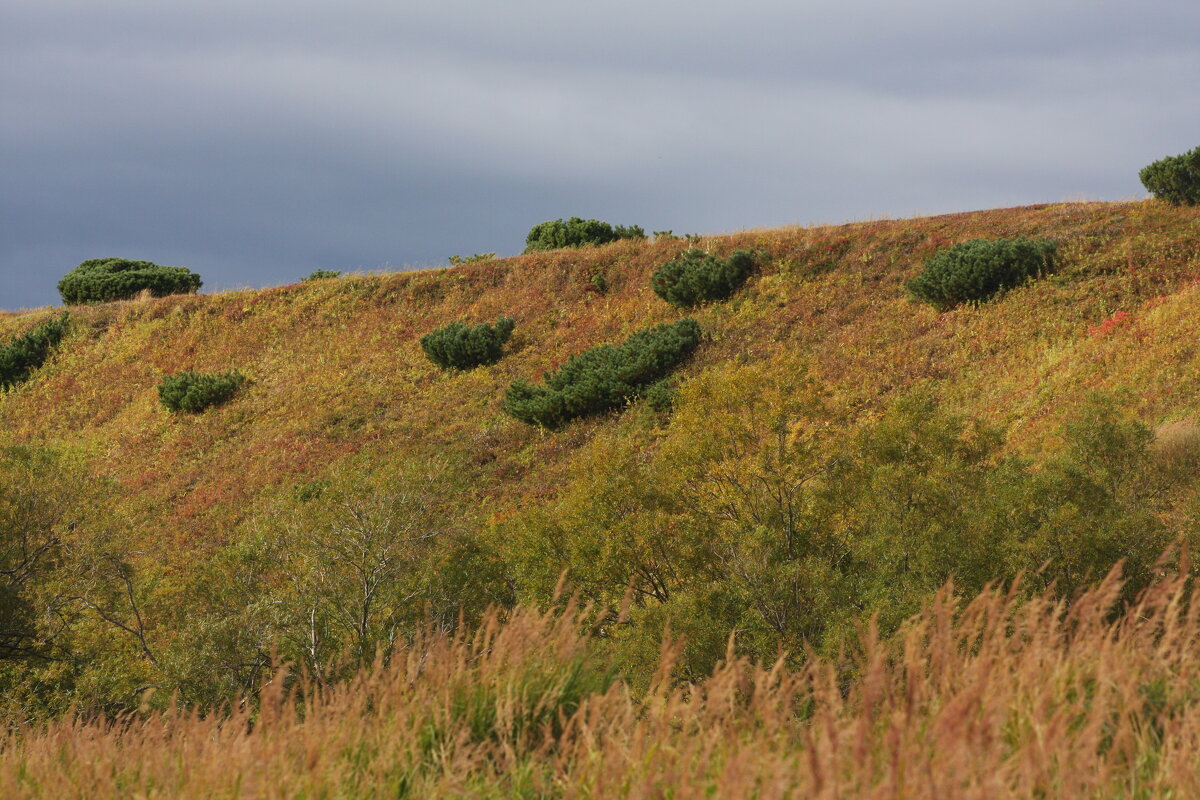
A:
[58,258,202,305]
[523,218,645,253]
[651,249,755,307]
[642,378,676,413]
[421,317,516,371]
[158,370,246,413]
[0,314,69,390]
[502,318,701,428]
[907,237,1056,310]
[448,253,497,266]
[303,270,342,281]
[1139,146,1200,206]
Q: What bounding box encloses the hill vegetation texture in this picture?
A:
[3,199,1200,796]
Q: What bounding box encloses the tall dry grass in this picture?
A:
[4,564,1200,798]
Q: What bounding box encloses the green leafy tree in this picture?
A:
[247,459,473,678]
[421,317,515,370]
[158,370,246,413]
[523,218,646,253]
[57,258,202,305]
[651,249,755,307]
[502,318,701,428]
[1005,394,1177,601]
[907,237,1057,310]
[0,447,86,663]
[1139,146,1200,205]
[0,313,69,390]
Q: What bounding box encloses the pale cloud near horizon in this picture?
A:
[3,0,1197,308]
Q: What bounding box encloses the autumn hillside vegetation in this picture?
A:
[2,199,1200,795]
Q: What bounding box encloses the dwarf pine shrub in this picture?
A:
[907,238,1056,311]
[651,249,755,308]
[502,318,701,428]
[448,253,497,266]
[643,378,676,413]
[523,218,646,253]
[0,313,69,390]
[421,317,516,370]
[58,258,202,305]
[303,270,342,281]
[158,370,246,413]
[1140,146,1200,206]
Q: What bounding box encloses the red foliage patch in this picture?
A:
[1089,310,1133,338]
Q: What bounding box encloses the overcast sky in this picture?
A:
[3,0,1197,310]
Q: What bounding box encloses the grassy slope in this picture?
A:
[1,201,1199,556]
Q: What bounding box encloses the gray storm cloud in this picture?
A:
[2,0,1198,309]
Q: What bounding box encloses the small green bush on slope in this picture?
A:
[523,218,645,253]
[1140,146,1200,206]
[651,249,755,308]
[0,314,69,391]
[58,258,202,305]
[302,270,342,281]
[907,237,1056,310]
[421,317,516,370]
[502,318,701,428]
[158,370,246,413]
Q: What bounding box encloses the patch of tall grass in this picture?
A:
[5,565,1200,798]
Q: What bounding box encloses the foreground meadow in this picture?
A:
[3,566,1199,799]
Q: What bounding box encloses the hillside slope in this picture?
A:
[2,200,1200,708]
[3,201,1198,538]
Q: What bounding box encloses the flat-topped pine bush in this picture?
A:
[907,237,1056,311]
[58,258,202,305]
[159,370,246,413]
[523,218,645,253]
[421,317,516,370]
[651,249,755,307]
[502,318,701,428]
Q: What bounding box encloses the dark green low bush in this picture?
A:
[651,249,755,308]
[58,258,202,305]
[1139,146,1200,206]
[642,378,676,413]
[502,318,701,428]
[523,218,645,253]
[907,238,1056,311]
[0,314,69,390]
[448,253,497,266]
[158,370,246,413]
[303,270,342,281]
[421,317,516,371]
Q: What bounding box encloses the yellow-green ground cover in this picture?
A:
[2,201,1197,546]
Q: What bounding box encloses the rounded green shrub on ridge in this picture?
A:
[158,370,246,413]
[523,218,645,253]
[58,258,202,305]
[421,317,516,371]
[906,237,1057,311]
[1139,146,1200,206]
[502,318,702,428]
[651,249,756,308]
